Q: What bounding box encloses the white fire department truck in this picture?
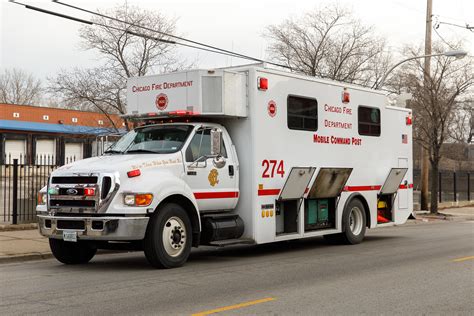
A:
[37,65,413,268]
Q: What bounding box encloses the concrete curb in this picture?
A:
[0,252,53,264]
[0,249,127,264]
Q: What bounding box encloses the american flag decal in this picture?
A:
[402,134,408,144]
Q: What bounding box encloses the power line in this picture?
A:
[436,20,474,32]
[9,0,291,69]
[432,19,456,50]
[52,0,268,65]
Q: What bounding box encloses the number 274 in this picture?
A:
[261,160,285,178]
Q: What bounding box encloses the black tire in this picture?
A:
[144,203,192,269]
[49,238,97,264]
[324,198,367,245]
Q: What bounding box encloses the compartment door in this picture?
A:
[307,168,353,199]
[380,167,408,195]
[278,167,316,200]
[397,159,409,209]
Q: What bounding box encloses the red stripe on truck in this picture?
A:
[343,185,382,191]
[257,189,281,196]
[257,184,413,196]
[193,191,239,199]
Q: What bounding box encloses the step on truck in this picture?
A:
[37,65,413,268]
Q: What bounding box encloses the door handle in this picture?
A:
[228,165,234,176]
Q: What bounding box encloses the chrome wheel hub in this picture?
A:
[349,206,363,236]
[162,217,186,257]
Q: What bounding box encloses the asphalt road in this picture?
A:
[1,220,473,315]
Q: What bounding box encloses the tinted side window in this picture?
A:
[185,129,227,162]
[358,106,381,136]
[287,95,318,131]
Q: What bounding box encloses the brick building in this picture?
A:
[0,103,125,165]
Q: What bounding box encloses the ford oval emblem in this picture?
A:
[66,188,78,195]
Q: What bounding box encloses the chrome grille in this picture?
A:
[51,176,98,184]
[47,173,119,214]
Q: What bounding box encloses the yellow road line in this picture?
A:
[192,297,275,316]
[452,256,474,263]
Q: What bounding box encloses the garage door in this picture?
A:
[36,139,55,164]
[65,143,83,163]
[4,139,26,163]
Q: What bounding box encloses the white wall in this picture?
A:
[35,139,55,164]
[4,139,26,163]
[65,143,83,163]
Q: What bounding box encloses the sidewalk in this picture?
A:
[0,228,52,263]
[0,206,472,264]
[440,206,474,218]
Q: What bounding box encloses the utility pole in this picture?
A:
[420,0,432,211]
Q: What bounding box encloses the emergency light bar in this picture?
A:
[122,110,201,121]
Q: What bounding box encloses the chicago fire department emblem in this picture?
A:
[155,93,168,111]
[267,100,277,117]
[208,169,219,187]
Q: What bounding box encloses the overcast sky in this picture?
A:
[1,0,473,83]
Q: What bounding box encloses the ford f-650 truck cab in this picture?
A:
[38,122,241,268]
[37,67,413,268]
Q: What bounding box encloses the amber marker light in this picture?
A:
[135,194,153,206]
[123,193,153,206]
[37,192,46,205]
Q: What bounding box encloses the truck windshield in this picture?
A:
[105,125,193,154]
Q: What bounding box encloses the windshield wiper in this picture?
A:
[104,149,123,154]
[125,149,159,154]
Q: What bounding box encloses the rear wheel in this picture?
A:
[324,198,366,245]
[144,203,192,269]
[49,238,97,264]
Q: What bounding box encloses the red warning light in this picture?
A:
[84,188,95,196]
[258,77,268,91]
[127,169,141,178]
[406,113,413,125]
[342,88,350,104]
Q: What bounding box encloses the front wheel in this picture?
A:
[144,203,192,269]
[49,238,97,264]
[324,198,367,245]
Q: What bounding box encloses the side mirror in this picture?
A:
[213,155,226,169]
[210,128,226,169]
[210,128,222,156]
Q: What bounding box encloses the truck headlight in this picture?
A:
[123,193,153,207]
[37,192,47,205]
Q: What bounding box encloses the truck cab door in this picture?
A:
[183,126,239,211]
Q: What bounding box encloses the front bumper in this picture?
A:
[38,214,149,241]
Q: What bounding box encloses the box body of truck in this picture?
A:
[37,65,413,267]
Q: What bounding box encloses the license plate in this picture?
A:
[62,231,78,242]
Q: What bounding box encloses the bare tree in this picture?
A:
[0,68,43,105]
[49,67,125,130]
[265,4,391,87]
[395,43,474,213]
[448,99,473,144]
[49,4,186,130]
